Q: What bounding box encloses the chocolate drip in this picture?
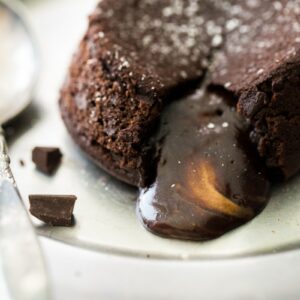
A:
[138,89,270,240]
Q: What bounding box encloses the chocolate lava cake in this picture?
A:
[59,0,300,240]
[60,0,300,187]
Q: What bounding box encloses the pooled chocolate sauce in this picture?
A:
[138,89,270,240]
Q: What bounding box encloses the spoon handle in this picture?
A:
[0,126,50,300]
[0,127,14,184]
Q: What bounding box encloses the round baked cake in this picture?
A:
[60,0,300,187]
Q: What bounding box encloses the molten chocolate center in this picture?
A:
[138,89,270,240]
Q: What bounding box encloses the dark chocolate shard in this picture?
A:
[138,89,270,241]
[29,195,77,226]
[32,147,62,174]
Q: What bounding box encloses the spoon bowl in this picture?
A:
[0,0,38,124]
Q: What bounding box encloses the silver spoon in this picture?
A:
[0,0,49,299]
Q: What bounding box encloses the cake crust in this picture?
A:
[60,0,300,185]
[211,0,300,178]
[60,0,224,186]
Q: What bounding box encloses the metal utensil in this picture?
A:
[0,0,49,299]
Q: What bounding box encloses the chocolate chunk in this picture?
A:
[32,147,62,174]
[138,89,270,241]
[29,195,77,226]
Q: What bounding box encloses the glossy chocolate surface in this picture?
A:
[138,89,270,240]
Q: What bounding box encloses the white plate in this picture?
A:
[41,237,300,300]
[6,0,300,298]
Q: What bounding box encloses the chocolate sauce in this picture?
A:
[138,89,270,240]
